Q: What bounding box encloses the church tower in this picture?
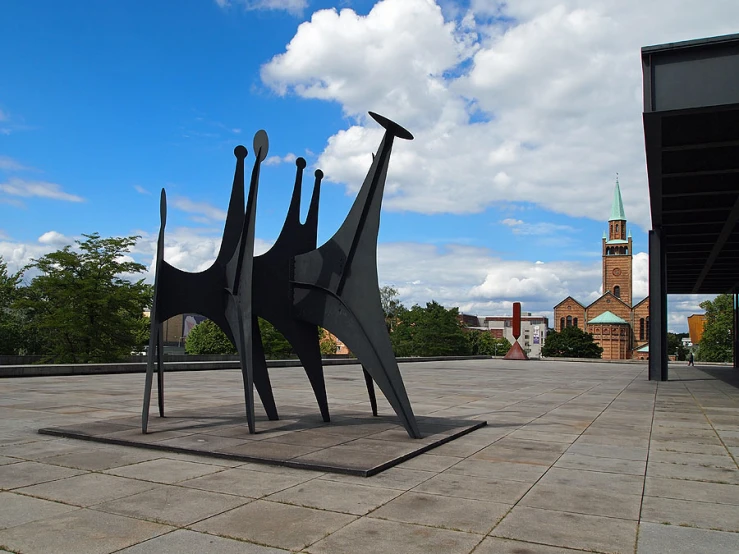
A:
[602,178,633,306]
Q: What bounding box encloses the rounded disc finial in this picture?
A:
[234,145,248,159]
[368,111,414,140]
[314,169,324,180]
[296,157,307,169]
[253,130,269,161]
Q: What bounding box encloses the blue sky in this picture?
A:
[2,0,737,332]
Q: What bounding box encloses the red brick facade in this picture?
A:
[553,182,649,360]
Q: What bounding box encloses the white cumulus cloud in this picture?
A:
[0,177,84,203]
[261,0,739,229]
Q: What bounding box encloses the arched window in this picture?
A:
[639,318,644,341]
[566,315,573,327]
[614,285,620,298]
[625,248,629,255]
[646,316,650,341]
[560,317,565,331]
[573,317,578,328]
[615,224,619,233]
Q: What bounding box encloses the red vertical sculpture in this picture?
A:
[504,301,528,360]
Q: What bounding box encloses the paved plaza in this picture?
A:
[1,359,738,553]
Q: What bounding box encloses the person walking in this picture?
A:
[688,351,695,366]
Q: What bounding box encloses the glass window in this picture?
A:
[566,315,572,327]
[614,285,620,298]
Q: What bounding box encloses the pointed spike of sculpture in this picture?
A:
[144,114,421,438]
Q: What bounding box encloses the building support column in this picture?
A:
[733,292,738,369]
[649,229,668,381]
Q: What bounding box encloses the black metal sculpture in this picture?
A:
[143,112,421,438]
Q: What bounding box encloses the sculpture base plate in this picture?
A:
[39,406,486,477]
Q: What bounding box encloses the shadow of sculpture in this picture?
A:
[143,112,421,438]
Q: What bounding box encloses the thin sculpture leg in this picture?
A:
[363,367,378,417]
[291,113,421,438]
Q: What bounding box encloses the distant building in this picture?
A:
[553,179,650,360]
[687,314,706,345]
[460,313,549,358]
[160,313,206,346]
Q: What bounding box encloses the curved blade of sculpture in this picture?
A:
[142,143,278,433]
[291,112,421,438]
[142,113,421,439]
[252,159,331,422]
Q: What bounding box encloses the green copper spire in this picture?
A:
[609,175,626,221]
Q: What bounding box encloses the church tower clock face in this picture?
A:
[612,268,622,276]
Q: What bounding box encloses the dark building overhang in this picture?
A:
[642,33,739,294]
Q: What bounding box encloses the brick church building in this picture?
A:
[553,180,650,360]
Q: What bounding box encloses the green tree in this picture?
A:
[391,301,470,357]
[185,319,237,355]
[695,294,733,362]
[185,317,294,358]
[319,328,338,356]
[380,285,403,332]
[465,330,511,356]
[667,332,689,361]
[0,256,25,355]
[18,234,152,363]
[260,318,293,359]
[541,326,602,358]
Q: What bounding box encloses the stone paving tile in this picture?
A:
[0,438,85,460]
[412,472,531,504]
[266,477,402,515]
[641,496,739,533]
[0,460,84,490]
[537,467,644,496]
[469,445,561,465]
[290,444,401,471]
[554,452,646,475]
[396,453,461,472]
[491,506,637,554]
[191,499,356,551]
[304,516,483,554]
[520,482,642,520]
[116,529,288,553]
[0,455,19,465]
[506,430,580,444]
[180,466,316,498]
[644,476,739,505]
[446,459,548,482]
[0,508,173,554]
[566,442,648,461]
[648,449,736,468]
[106,457,226,484]
[160,450,246,467]
[646,461,739,484]
[16,472,159,507]
[370,491,510,534]
[424,440,483,457]
[573,434,650,448]
[637,521,739,554]
[649,440,728,456]
[95,484,251,526]
[650,428,723,445]
[472,537,586,553]
[719,430,739,446]
[320,467,435,491]
[39,445,163,471]
[0,491,78,530]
